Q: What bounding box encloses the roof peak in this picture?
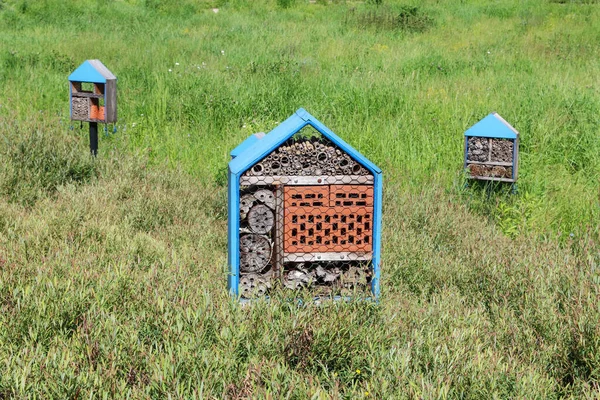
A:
[229,109,381,176]
[68,60,116,84]
[465,112,518,139]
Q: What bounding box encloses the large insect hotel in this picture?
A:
[228,109,382,300]
[464,112,519,184]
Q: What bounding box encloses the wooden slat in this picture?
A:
[71,91,103,99]
[468,176,516,183]
[240,175,374,186]
[283,252,372,262]
[513,138,519,181]
[274,185,284,283]
[466,161,513,167]
[105,79,117,123]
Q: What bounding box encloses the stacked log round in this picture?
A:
[239,188,275,274]
[243,139,370,177]
[247,204,274,234]
[240,273,271,297]
[253,189,276,209]
[240,194,256,220]
[239,234,271,273]
[490,139,514,163]
[467,137,490,163]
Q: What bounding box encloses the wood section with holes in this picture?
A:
[283,185,373,253]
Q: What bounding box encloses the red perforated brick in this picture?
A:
[283,185,373,253]
[329,185,373,207]
[284,186,328,208]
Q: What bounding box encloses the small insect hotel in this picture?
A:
[228,109,382,300]
[464,112,519,183]
[68,60,117,123]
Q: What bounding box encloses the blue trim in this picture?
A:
[227,168,240,296]
[465,113,518,139]
[302,110,382,175]
[69,61,107,84]
[229,112,308,175]
[69,82,73,120]
[371,171,383,299]
[464,137,469,171]
[230,133,265,159]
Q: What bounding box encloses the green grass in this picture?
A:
[0,0,600,397]
[1,0,599,237]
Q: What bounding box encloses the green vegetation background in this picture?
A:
[0,0,599,397]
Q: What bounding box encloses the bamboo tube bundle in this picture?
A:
[243,139,371,177]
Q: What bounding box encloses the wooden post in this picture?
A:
[89,122,98,156]
[274,185,284,284]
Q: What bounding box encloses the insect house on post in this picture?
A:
[464,112,519,184]
[69,60,117,124]
[69,60,117,155]
[228,109,382,301]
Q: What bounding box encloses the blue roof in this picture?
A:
[68,60,116,84]
[465,112,519,139]
[229,108,381,176]
[230,132,265,159]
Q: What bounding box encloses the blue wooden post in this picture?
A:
[227,168,240,297]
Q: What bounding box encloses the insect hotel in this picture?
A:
[464,112,519,183]
[69,60,117,154]
[228,109,382,300]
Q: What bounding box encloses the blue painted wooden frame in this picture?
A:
[228,108,383,300]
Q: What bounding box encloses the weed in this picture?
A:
[276,0,295,9]
[0,124,97,206]
[350,5,434,32]
[284,325,314,370]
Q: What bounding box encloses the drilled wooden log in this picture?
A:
[253,189,275,209]
[247,204,274,234]
[240,273,271,298]
[239,234,272,273]
[240,194,256,220]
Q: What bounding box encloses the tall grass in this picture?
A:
[0,0,600,397]
[3,0,600,236]
[0,115,599,397]
[1,0,599,237]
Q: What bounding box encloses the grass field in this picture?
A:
[1,0,599,398]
